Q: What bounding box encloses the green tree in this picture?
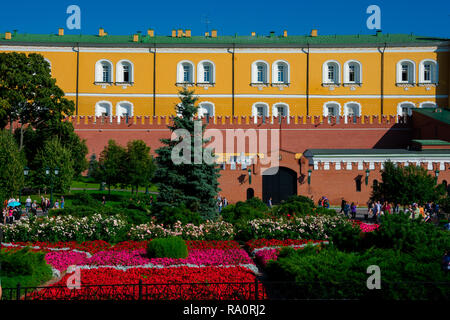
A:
[87,153,98,178]
[371,160,446,206]
[94,140,127,195]
[0,130,25,201]
[0,52,74,145]
[32,137,74,194]
[153,88,221,220]
[124,140,155,194]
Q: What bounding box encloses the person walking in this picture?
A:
[343,201,350,218]
[374,201,382,222]
[366,201,373,221]
[350,202,357,219]
[60,196,65,209]
[25,196,32,215]
[268,197,273,209]
[218,199,223,213]
[339,198,346,214]
[31,200,37,217]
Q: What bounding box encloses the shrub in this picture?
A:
[70,192,102,208]
[265,246,450,300]
[146,237,188,258]
[49,205,100,217]
[0,248,53,291]
[271,195,317,217]
[154,203,202,226]
[221,198,268,224]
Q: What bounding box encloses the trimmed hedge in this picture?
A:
[146,237,188,259]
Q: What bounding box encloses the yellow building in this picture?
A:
[1,28,449,120]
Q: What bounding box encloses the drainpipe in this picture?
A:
[150,43,156,116]
[379,43,386,117]
[227,44,235,116]
[73,43,80,115]
[306,43,310,116]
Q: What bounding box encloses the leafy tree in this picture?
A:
[0,52,73,145]
[152,88,221,220]
[94,140,127,195]
[371,160,446,206]
[123,140,155,194]
[32,137,74,194]
[0,130,25,201]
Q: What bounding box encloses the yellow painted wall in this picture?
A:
[1,45,448,118]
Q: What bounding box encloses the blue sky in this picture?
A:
[1,0,449,38]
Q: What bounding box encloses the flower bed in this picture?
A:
[351,220,380,232]
[0,215,236,242]
[246,239,329,267]
[29,267,266,300]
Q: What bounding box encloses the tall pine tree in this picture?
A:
[153,88,220,220]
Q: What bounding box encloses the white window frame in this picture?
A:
[116,60,134,84]
[343,60,362,85]
[197,60,215,85]
[418,59,438,85]
[198,102,215,119]
[176,60,195,85]
[251,60,269,85]
[323,102,341,123]
[95,59,114,84]
[251,102,270,123]
[396,59,416,85]
[95,101,113,120]
[343,102,361,123]
[419,101,438,109]
[322,60,340,85]
[397,101,416,116]
[271,60,290,85]
[272,103,290,123]
[115,101,133,123]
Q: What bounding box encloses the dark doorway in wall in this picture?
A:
[262,167,297,205]
[247,188,254,200]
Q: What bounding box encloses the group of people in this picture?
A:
[317,196,330,208]
[339,199,358,219]
[217,195,228,212]
[366,200,440,223]
[1,195,65,224]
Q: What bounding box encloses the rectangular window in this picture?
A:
[256,106,265,117]
[277,65,284,82]
[204,65,210,82]
[327,65,335,82]
[123,65,129,82]
[327,107,336,116]
[102,65,110,82]
[277,106,286,117]
[257,65,265,82]
[401,65,409,82]
[348,65,355,82]
[356,178,362,192]
[183,65,190,82]
[423,64,431,82]
[401,107,409,116]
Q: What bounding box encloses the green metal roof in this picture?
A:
[412,108,450,125]
[0,32,449,47]
[411,140,450,146]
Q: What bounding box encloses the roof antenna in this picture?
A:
[201,15,211,35]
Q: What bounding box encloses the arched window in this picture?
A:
[322,60,340,85]
[343,102,361,123]
[95,60,113,83]
[116,60,133,84]
[251,61,269,84]
[272,60,290,84]
[396,60,415,84]
[44,58,52,75]
[272,103,289,123]
[252,102,269,123]
[323,102,341,123]
[419,60,438,84]
[176,61,195,85]
[198,102,215,120]
[95,101,113,121]
[197,60,215,84]
[343,60,362,84]
[397,102,416,116]
[420,102,438,109]
[116,101,133,123]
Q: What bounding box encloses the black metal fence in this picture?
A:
[2,280,449,301]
